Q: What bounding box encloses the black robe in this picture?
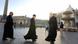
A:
[24,18,37,40]
[45,16,58,41]
[3,15,14,39]
[60,22,64,28]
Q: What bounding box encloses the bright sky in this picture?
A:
[0,0,78,20]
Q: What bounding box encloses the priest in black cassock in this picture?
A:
[45,14,58,44]
[24,14,37,41]
[2,12,14,40]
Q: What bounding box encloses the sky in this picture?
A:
[0,0,78,20]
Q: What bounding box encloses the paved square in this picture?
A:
[0,23,78,44]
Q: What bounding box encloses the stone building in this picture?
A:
[0,15,29,27]
[49,5,78,29]
[61,5,78,28]
[62,5,75,28]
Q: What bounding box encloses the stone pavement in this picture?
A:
[0,23,78,44]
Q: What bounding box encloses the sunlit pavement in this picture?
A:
[0,23,78,44]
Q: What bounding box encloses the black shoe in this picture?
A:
[10,37,15,40]
[45,38,50,41]
[24,36,28,40]
[50,41,54,44]
[32,39,36,42]
[2,38,7,40]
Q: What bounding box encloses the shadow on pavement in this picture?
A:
[1,40,14,44]
[23,40,37,44]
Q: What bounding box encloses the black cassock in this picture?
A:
[45,16,58,42]
[3,15,14,39]
[24,18,37,40]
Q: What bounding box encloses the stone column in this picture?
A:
[3,0,8,19]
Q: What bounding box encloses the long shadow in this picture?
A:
[1,40,14,44]
[23,41,37,44]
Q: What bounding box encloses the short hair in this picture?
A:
[9,12,13,15]
[33,14,36,16]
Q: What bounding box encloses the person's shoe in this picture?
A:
[45,38,50,41]
[32,39,36,42]
[24,36,28,40]
[50,41,54,44]
[2,38,7,41]
[10,37,15,40]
